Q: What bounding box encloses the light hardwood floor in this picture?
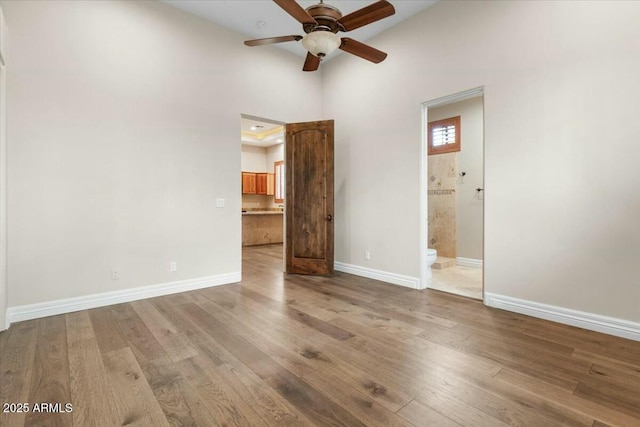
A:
[1,244,639,426]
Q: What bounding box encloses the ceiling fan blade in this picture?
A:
[244,35,303,47]
[303,52,321,72]
[337,0,395,32]
[273,0,318,25]
[340,38,387,63]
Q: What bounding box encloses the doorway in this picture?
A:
[240,114,286,268]
[240,115,335,277]
[284,120,334,276]
[420,88,484,300]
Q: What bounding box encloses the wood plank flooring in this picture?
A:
[1,243,639,426]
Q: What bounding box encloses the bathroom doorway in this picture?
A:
[420,88,484,300]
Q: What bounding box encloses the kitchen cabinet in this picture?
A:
[256,173,268,195]
[266,173,275,196]
[242,172,256,194]
[243,172,275,196]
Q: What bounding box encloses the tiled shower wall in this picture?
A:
[428,152,457,258]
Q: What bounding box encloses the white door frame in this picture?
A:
[419,87,484,294]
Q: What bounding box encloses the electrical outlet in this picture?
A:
[170,262,177,272]
[111,270,119,280]
[365,251,370,260]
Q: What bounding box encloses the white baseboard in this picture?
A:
[334,262,421,289]
[6,272,241,326]
[456,257,483,268]
[484,292,640,342]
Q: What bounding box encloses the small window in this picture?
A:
[428,116,460,155]
[274,160,285,204]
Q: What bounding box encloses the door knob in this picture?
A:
[326,214,333,222]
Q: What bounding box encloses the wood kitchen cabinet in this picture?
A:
[256,173,268,195]
[243,172,275,196]
[242,172,256,194]
[266,173,275,196]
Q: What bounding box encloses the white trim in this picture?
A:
[335,262,421,289]
[425,87,484,109]
[6,272,241,325]
[456,257,483,268]
[419,103,429,290]
[484,292,640,342]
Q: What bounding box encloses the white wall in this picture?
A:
[266,143,284,174]
[240,143,284,173]
[0,3,7,330]
[429,97,484,261]
[323,1,640,323]
[3,0,322,310]
[265,143,284,209]
[241,145,268,172]
[4,0,640,331]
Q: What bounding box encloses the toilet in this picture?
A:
[427,248,438,267]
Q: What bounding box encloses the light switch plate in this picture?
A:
[216,198,225,208]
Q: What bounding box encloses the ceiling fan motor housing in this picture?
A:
[303,3,343,34]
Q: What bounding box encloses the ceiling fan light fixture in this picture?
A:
[301,31,341,58]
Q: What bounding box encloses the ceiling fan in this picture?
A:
[244,0,396,72]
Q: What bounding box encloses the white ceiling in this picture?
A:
[160,1,439,60]
[161,1,440,146]
[241,117,284,147]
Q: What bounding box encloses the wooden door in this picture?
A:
[285,120,334,275]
